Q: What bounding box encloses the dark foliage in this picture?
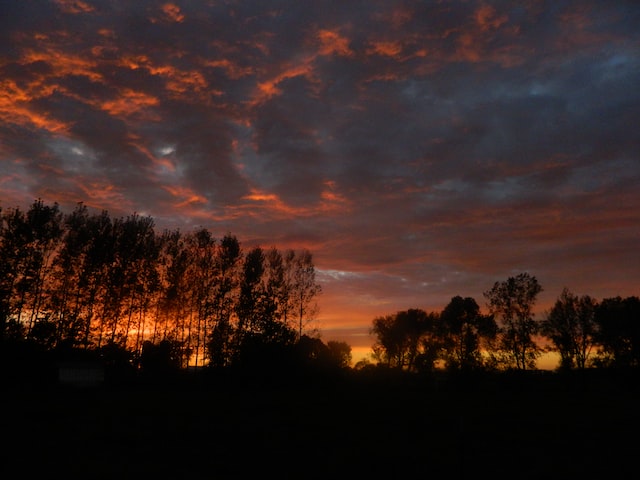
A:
[0,200,323,375]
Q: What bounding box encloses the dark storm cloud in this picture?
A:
[1,0,639,346]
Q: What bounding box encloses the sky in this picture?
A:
[1,0,639,364]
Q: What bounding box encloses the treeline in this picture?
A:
[0,199,347,374]
[370,273,640,372]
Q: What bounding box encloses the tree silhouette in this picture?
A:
[184,228,217,367]
[236,246,266,344]
[371,308,432,370]
[594,296,640,368]
[22,200,64,335]
[0,205,29,342]
[48,203,92,348]
[541,288,597,370]
[326,340,352,369]
[4,198,640,380]
[0,200,327,376]
[440,296,497,372]
[290,249,322,338]
[207,234,242,368]
[484,273,543,370]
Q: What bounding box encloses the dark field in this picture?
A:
[2,371,639,479]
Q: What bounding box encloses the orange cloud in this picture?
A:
[367,40,403,57]
[251,59,316,105]
[239,188,301,219]
[163,185,208,208]
[474,4,508,31]
[164,70,210,96]
[0,79,70,133]
[101,89,160,118]
[236,181,351,221]
[118,55,213,101]
[203,59,254,79]
[319,180,351,213]
[452,4,522,65]
[317,29,354,57]
[75,180,133,214]
[20,47,103,86]
[456,32,482,62]
[53,0,94,14]
[240,190,290,216]
[162,3,185,23]
[124,136,177,177]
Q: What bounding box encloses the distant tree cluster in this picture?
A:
[0,199,345,372]
[371,273,640,372]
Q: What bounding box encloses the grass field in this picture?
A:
[1,370,639,479]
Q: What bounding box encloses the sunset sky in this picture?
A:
[1,1,639,363]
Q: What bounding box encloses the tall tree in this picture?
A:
[236,246,266,344]
[83,210,116,347]
[155,229,190,346]
[484,273,543,370]
[207,234,241,367]
[0,205,29,341]
[541,288,598,370]
[184,228,217,367]
[440,296,497,372]
[48,203,92,348]
[22,199,64,334]
[290,249,322,338]
[0,201,64,341]
[235,246,297,366]
[103,214,157,347]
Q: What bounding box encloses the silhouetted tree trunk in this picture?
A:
[208,234,241,367]
[0,206,28,340]
[290,249,321,339]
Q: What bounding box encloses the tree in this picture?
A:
[0,201,64,343]
[0,199,332,375]
[79,209,115,347]
[22,199,64,335]
[440,296,497,372]
[0,205,29,341]
[184,228,217,367]
[236,246,266,340]
[102,214,157,348]
[594,296,640,368]
[48,203,92,348]
[155,229,188,344]
[327,340,352,369]
[140,339,183,375]
[484,273,543,370]
[541,288,598,370]
[235,246,296,365]
[207,234,241,368]
[294,336,352,371]
[290,249,322,338]
[371,308,431,370]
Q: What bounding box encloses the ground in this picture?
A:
[1,370,638,479]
